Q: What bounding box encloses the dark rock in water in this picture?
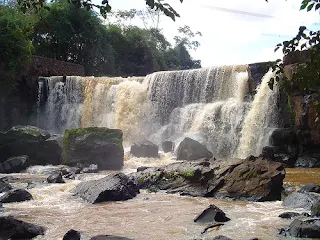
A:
[130,140,159,158]
[62,127,124,170]
[311,202,320,217]
[194,204,230,223]
[279,212,310,219]
[261,146,274,159]
[0,179,12,193]
[81,164,98,173]
[130,156,285,201]
[176,138,213,161]
[47,172,65,183]
[0,215,45,239]
[299,183,320,194]
[90,235,133,240]
[162,141,174,153]
[72,173,139,203]
[280,218,320,238]
[295,152,320,168]
[137,166,150,172]
[35,136,62,165]
[0,189,33,203]
[283,192,320,210]
[0,155,29,173]
[63,229,82,240]
[212,236,233,240]
[270,128,297,147]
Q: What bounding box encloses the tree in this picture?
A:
[0,6,33,95]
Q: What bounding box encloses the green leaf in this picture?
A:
[307,3,315,11]
[316,3,320,10]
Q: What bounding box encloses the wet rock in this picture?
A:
[47,172,65,183]
[283,192,320,210]
[280,218,320,238]
[35,135,62,165]
[0,189,33,203]
[0,155,29,173]
[62,127,124,170]
[0,179,12,193]
[81,164,98,173]
[176,137,213,161]
[162,141,174,153]
[72,172,139,203]
[279,212,310,219]
[311,202,320,217]
[0,215,45,239]
[212,236,233,240]
[130,157,285,201]
[90,235,133,240]
[261,146,274,159]
[130,140,159,158]
[270,128,297,147]
[137,166,150,172]
[194,204,230,223]
[295,152,320,168]
[299,183,320,194]
[63,229,82,240]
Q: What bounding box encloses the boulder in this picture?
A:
[130,156,285,201]
[283,192,320,210]
[311,202,320,217]
[281,218,320,238]
[130,140,159,158]
[0,189,33,203]
[176,137,213,161]
[299,183,320,194]
[0,155,29,173]
[47,172,65,183]
[62,127,124,170]
[279,212,310,219]
[194,204,230,223]
[90,235,133,240]
[63,229,82,240]
[0,179,12,193]
[295,152,320,168]
[72,173,139,203]
[270,128,297,147]
[162,141,174,153]
[35,136,62,165]
[0,216,45,239]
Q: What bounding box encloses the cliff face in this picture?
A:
[0,56,85,131]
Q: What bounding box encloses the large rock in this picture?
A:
[295,151,320,168]
[176,137,213,161]
[130,156,285,201]
[47,172,65,183]
[0,179,12,193]
[72,173,139,203]
[0,216,45,239]
[0,125,62,165]
[270,128,298,147]
[283,192,320,210]
[63,127,124,170]
[281,218,320,238]
[299,183,320,194]
[0,155,29,173]
[63,229,82,240]
[194,204,230,223]
[130,140,159,158]
[0,189,33,203]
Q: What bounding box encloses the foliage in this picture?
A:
[174,25,202,51]
[270,1,320,114]
[17,0,183,21]
[0,6,33,96]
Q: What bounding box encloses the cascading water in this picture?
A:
[37,65,279,158]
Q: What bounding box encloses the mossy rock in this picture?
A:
[62,127,124,170]
[5,125,50,142]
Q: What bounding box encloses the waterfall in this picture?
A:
[37,65,279,158]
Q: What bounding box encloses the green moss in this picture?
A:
[13,125,42,137]
[179,169,196,178]
[62,127,123,163]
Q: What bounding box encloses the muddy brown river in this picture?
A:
[1,160,320,240]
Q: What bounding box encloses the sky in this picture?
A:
[107,0,320,67]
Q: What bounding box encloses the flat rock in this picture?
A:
[72,173,139,203]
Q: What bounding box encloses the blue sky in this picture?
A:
[107,0,320,67]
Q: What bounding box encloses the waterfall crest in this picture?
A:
[37,65,279,158]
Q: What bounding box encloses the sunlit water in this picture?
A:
[1,160,320,240]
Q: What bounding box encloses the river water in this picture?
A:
[1,155,320,240]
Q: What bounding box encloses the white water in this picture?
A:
[37,66,279,158]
